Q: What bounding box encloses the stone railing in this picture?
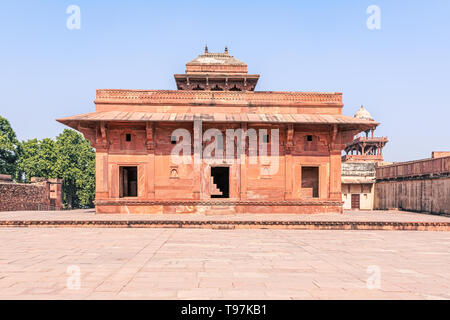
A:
[351,136,388,143]
[342,154,383,162]
[95,89,343,106]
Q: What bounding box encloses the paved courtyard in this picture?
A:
[0,227,449,299]
[1,209,449,222]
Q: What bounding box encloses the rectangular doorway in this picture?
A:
[351,194,360,209]
[210,167,229,198]
[119,166,138,197]
[301,166,319,198]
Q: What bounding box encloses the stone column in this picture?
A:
[95,152,109,200]
[285,124,294,200]
[193,119,202,199]
[329,151,342,201]
[146,152,155,199]
[240,123,247,199]
[146,122,155,199]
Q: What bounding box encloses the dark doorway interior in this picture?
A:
[120,166,137,197]
[301,166,319,198]
[211,167,229,198]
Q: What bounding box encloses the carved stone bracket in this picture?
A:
[328,124,340,152]
[95,122,109,151]
[286,124,294,154]
[145,122,154,151]
[77,121,97,149]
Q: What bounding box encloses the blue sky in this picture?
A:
[0,0,449,162]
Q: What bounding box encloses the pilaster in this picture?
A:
[193,119,202,199]
[240,123,247,199]
[285,124,294,200]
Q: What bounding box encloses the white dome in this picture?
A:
[354,106,373,121]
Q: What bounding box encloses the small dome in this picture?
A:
[354,105,373,121]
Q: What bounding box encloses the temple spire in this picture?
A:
[224,46,228,54]
[204,45,208,53]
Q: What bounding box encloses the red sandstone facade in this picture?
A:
[58,48,376,214]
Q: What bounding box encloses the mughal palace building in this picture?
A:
[58,47,377,214]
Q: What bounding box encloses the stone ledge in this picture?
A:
[0,220,448,231]
[94,199,343,206]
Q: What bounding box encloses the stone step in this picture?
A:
[209,177,222,196]
[205,205,236,215]
[0,220,448,231]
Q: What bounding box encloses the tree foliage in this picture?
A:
[0,116,18,176]
[5,119,95,208]
[16,138,57,182]
[53,129,95,208]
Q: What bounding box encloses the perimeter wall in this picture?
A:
[0,175,63,212]
[374,156,450,214]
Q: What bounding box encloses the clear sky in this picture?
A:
[0,0,449,162]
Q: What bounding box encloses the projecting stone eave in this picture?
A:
[56,111,378,127]
[173,74,260,79]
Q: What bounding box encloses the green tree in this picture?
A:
[0,116,18,176]
[2,117,95,209]
[54,129,95,208]
[16,138,57,182]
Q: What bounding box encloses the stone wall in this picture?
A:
[374,156,450,214]
[375,177,450,214]
[342,162,376,177]
[0,183,48,211]
[432,151,450,159]
[0,176,63,212]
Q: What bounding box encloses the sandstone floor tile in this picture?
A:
[177,288,222,299]
[0,227,448,299]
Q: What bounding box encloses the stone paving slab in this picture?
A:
[0,209,448,231]
[0,228,449,299]
[0,209,448,222]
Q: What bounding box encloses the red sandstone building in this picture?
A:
[57,48,376,214]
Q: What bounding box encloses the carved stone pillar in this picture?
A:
[146,122,155,199]
[92,122,109,201]
[329,151,342,201]
[328,125,345,209]
[193,119,202,199]
[95,152,108,200]
[285,124,294,200]
[240,123,247,199]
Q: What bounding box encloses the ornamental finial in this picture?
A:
[205,45,208,53]
[224,46,228,54]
